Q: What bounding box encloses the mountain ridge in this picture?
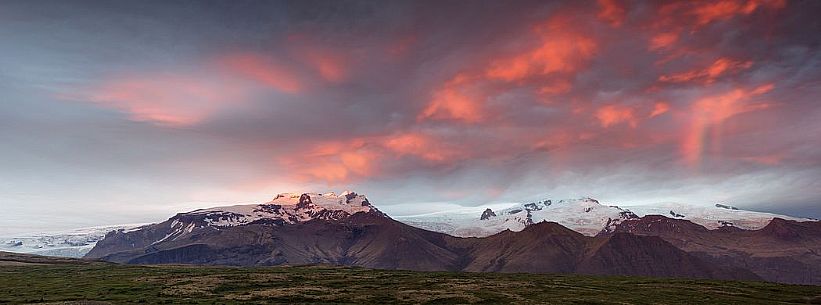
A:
[82,191,821,284]
[396,197,815,237]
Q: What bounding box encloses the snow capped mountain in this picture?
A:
[178,191,378,227]
[395,198,637,237]
[2,192,378,258]
[621,202,813,230]
[395,198,815,237]
[0,224,145,258]
[7,191,815,258]
[149,191,382,245]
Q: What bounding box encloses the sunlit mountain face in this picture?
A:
[1,0,820,233]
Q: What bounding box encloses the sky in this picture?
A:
[1,0,820,234]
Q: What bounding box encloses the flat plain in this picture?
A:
[2,261,821,305]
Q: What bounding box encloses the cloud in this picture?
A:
[649,32,679,51]
[278,130,465,183]
[218,53,303,93]
[689,0,786,27]
[597,0,626,27]
[485,19,597,81]
[650,102,671,117]
[596,104,638,128]
[382,132,462,162]
[419,14,598,124]
[418,74,485,123]
[682,84,775,165]
[660,58,753,84]
[64,73,250,126]
[3,0,821,227]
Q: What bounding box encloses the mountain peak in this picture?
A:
[265,192,373,211]
[164,191,381,232]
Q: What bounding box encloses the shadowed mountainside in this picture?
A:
[610,215,821,284]
[86,209,767,282]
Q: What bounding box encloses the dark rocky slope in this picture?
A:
[610,215,821,284]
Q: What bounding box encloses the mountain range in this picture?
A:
[81,192,821,285]
[395,197,815,237]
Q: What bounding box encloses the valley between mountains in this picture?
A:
[79,192,821,285]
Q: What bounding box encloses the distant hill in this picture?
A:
[0,251,104,266]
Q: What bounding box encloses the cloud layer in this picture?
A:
[1,0,820,232]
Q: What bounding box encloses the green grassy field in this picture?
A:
[2,263,821,304]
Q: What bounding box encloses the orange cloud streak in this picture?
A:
[279,131,465,183]
[660,58,753,84]
[682,84,775,165]
[691,0,786,27]
[382,132,460,162]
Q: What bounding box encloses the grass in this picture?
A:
[1,263,821,304]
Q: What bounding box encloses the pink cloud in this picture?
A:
[597,0,626,27]
[218,53,302,93]
[70,73,249,126]
[596,104,638,128]
[660,58,753,84]
[682,84,775,166]
[650,102,671,118]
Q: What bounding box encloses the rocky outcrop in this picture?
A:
[480,208,496,220]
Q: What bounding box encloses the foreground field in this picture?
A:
[1,262,821,304]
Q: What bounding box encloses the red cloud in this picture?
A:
[690,0,786,27]
[420,16,598,124]
[485,23,597,81]
[382,132,462,162]
[278,131,465,183]
[418,74,484,123]
[660,58,753,84]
